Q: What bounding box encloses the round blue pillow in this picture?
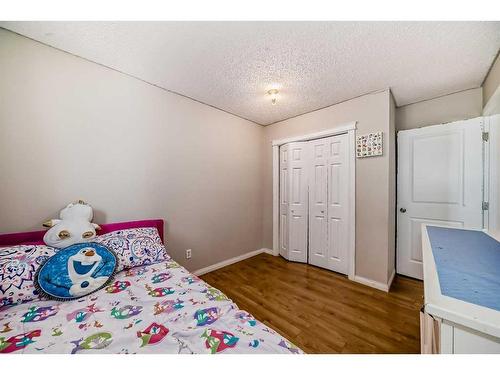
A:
[35,242,117,300]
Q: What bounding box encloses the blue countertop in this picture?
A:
[427,226,500,312]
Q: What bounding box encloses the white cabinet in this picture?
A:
[279,134,352,275]
[452,324,500,354]
[438,322,500,354]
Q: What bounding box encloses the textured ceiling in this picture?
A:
[1,21,499,125]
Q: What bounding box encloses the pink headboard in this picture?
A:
[0,219,165,247]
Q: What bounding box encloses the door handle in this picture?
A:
[320,210,325,213]
[400,208,407,213]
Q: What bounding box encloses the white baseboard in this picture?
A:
[262,248,277,255]
[353,271,395,293]
[193,248,269,276]
[194,247,396,293]
[387,268,396,292]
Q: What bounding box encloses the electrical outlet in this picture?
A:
[185,249,192,259]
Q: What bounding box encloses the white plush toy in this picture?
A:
[43,200,101,248]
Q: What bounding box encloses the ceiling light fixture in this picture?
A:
[267,89,279,105]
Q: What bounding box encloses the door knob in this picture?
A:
[320,210,325,213]
[400,208,407,213]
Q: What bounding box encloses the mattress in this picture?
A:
[0,258,302,354]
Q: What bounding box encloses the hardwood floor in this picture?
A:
[201,253,424,354]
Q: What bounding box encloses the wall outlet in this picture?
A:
[185,249,192,259]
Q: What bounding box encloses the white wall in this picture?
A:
[0,28,265,272]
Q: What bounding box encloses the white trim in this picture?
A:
[483,85,500,116]
[353,275,393,292]
[271,121,357,146]
[483,116,490,230]
[272,145,280,256]
[262,248,276,255]
[440,321,454,354]
[387,268,396,292]
[271,122,357,279]
[193,248,267,276]
[347,127,356,280]
[486,115,500,238]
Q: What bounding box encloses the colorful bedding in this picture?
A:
[0,258,302,354]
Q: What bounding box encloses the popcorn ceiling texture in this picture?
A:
[1,21,499,125]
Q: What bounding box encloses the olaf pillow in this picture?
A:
[35,242,117,300]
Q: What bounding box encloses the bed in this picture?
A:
[0,220,302,354]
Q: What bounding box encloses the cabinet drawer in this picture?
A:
[453,325,500,354]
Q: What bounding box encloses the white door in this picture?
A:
[397,117,485,279]
[327,134,349,274]
[279,145,289,259]
[279,142,308,262]
[309,134,350,274]
[308,138,328,268]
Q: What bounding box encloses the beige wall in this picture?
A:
[483,52,500,107]
[3,26,487,287]
[262,90,394,284]
[396,88,483,131]
[0,29,265,272]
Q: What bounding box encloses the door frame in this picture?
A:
[486,115,500,237]
[271,121,357,280]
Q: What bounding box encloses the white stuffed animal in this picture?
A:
[43,201,101,248]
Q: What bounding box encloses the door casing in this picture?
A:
[272,122,356,280]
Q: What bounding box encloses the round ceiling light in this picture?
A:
[267,89,279,105]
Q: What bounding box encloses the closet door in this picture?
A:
[308,138,328,268]
[327,134,349,274]
[287,142,309,263]
[279,145,289,259]
[280,135,349,269]
[308,134,349,274]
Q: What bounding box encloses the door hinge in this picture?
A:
[482,132,489,142]
[482,202,489,211]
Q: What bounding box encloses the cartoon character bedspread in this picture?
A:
[0,259,302,354]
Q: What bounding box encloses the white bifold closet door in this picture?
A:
[279,134,350,275]
[308,134,349,274]
[279,142,308,262]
